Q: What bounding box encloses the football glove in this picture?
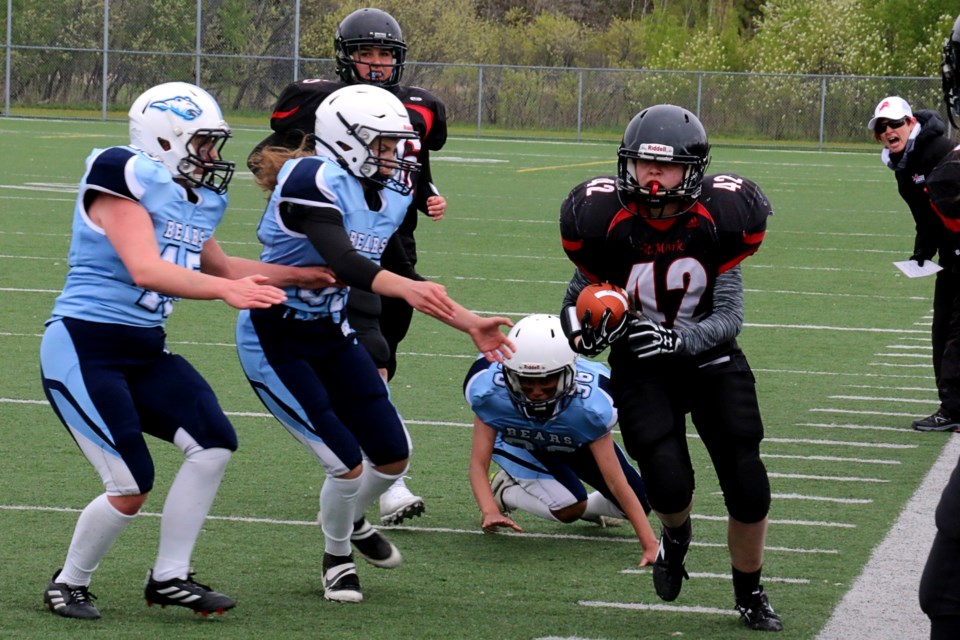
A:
[910,251,935,268]
[626,315,682,359]
[574,308,629,356]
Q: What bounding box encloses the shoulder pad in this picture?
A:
[86,147,152,202]
[700,174,772,234]
[560,177,621,242]
[270,79,344,135]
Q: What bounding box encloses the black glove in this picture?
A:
[626,315,683,359]
[574,308,629,356]
[911,251,935,268]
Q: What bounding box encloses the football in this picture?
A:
[576,283,630,330]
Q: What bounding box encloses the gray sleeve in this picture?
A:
[676,266,744,355]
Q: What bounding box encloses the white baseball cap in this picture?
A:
[868,96,913,131]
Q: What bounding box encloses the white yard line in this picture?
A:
[816,433,960,640]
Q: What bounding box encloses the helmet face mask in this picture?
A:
[335,8,407,87]
[128,82,235,194]
[500,315,578,422]
[313,85,421,195]
[616,104,711,217]
[943,15,960,129]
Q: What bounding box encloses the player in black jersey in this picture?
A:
[918,15,960,640]
[248,8,448,527]
[559,104,782,632]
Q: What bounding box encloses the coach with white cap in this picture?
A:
[869,94,960,432]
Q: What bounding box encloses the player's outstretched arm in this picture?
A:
[95,194,287,309]
[370,269,515,362]
[469,418,522,533]
[589,433,658,566]
[200,237,342,290]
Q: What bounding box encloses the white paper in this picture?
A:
[893,260,943,278]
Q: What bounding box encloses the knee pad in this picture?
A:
[631,438,694,515]
[720,448,771,523]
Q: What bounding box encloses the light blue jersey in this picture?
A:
[254,155,411,323]
[464,357,616,453]
[50,146,226,327]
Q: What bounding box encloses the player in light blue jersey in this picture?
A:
[242,84,514,604]
[464,314,658,567]
[39,82,337,621]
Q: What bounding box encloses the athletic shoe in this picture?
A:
[379,482,425,526]
[351,518,402,569]
[652,529,690,601]
[144,570,236,615]
[43,569,100,620]
[489,470,517,515]
[735,588,784,631]
[582,514,625,528]
[912,409,960,432]
[322,553,362,603]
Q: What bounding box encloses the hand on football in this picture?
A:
[626,315,682,359]
[576,308,629,356]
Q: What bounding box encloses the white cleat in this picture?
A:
[379,482,425,526]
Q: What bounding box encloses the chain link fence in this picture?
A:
[1,0,954,148]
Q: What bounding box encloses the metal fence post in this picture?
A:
[294,0,301,81]
[696,72,703,117]
[101,0,109,120]
[4,0,11,116]
[476,65,483,137]
[819,76,826,150]
[577,69,583,142]
[195,0,201,84]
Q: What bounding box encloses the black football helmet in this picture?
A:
[943,14,960,129]
[616,104,711,216]
[335,8,407,87]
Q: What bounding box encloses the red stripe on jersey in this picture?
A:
[718,248,759,274]
[932,199,960,233]
[642,217,678,231]
[271,105,301,120]
[405,103,435,137]
[689,201,715,225]
[562,237,583,251]
[743,230,765,246]
[608,208,634,234]
[575,263,601,283]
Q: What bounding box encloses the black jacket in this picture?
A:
[887,110,958,266]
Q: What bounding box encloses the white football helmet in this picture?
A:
[128,82,235,194]
[313,85,420,195]
[501,314,579,421]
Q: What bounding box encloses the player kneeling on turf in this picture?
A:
[464,314,658,567]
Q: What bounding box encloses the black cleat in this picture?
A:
[912,409,960,432]
[652,529,690,601]
[735,588,783,631]
[322,553,362,603]
[351,518,401,569]
[144,570,235,616]
[43,569,100,620]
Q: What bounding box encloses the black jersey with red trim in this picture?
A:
[249,78,448,231]
[559,173,771,332]
[928,146,960,234]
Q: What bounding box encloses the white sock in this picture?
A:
[355,465,403,519]
[320,475,361,557]
[152,447,231,582]
[502,485,559,522]
[59,493,136,587]
[583,491,625,520]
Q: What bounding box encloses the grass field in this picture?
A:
[0,117,951,639]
